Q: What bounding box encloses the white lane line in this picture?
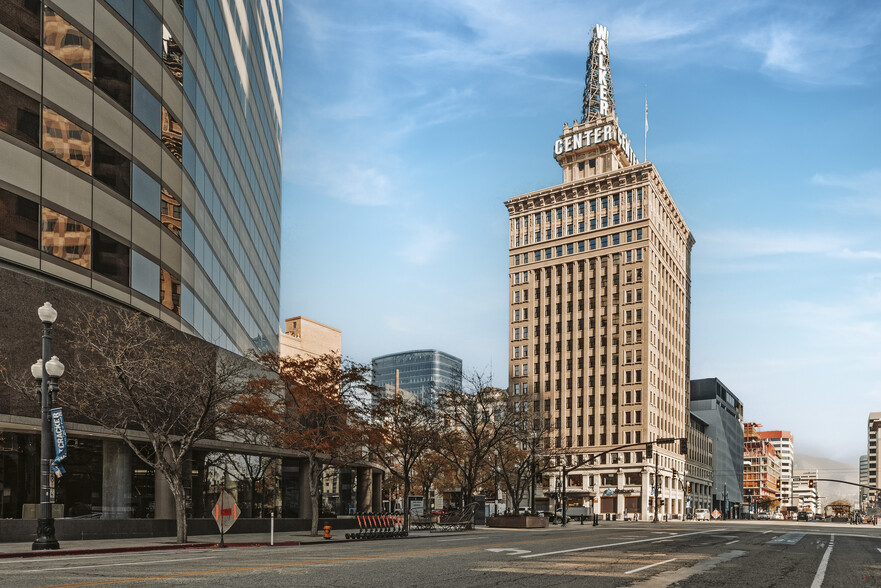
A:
[810,534,834,588]
[0,551,159,565]
[521,528,721,559]
[24,555,217,573]
[762,530,773,534]
[725,540,739,545]
[625,557,677,575]
[439,536,487,542]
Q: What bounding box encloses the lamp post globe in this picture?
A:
[31,359,43,381]
[45,356,64,378]
[38,302,57,324]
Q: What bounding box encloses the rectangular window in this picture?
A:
[161,188,182,237]
[545,211,551,222]
[0,188,39,248]
[601,197,608,208]
[131,250,159,300]
[612,233,620,245]
[556,227,562,238]
[94,44,132,109]
[567,243,573,255]
[578,241,585,252]
[601,236,608,247]
[42,107,92,174]
[578,221,584,232]
[627,230,632,242]
[132,164,160,218]
[2,0,41,44]
[134,0,162,54]
[41,207,90,267]
[627,210,633,221]
[590,200,596,212]
[535,249,541,261]
[43,7,93,80]
[567,205,573,217]
[162,25,183,85]
[92,229,130,285]
[93,136,131,196]
[636,228,643,240]
[590,219,596,230]
[556,246,563,257]
[613,214,620,225]
[161,106,183,162]
[514,254,520,266]
[545,247,552,258]
[535,213,541,223]
[557,208,563,219]
[578,203,584,214]
[535,231,540,242]
[567,224,573,235]
[133,78,161,136]
[601,216,608,228]
[589,238,596,250]
[636,249,642,261]
[0,81,40,147]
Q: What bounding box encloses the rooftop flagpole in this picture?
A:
[644,86,648,163]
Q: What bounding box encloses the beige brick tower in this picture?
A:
[504,25,694,519]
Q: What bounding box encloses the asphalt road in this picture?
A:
[4,521,880,587]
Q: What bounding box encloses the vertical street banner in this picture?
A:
[49,407,67,476]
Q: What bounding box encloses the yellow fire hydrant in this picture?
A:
[323,522,332,540]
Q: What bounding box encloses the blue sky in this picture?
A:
[279,0,881,464]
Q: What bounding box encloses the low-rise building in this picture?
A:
[686,413,713,516]
[792,470,819,515]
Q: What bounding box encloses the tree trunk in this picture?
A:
[308,455,321,537]
[402,478,410,529]
[165,470,188,544]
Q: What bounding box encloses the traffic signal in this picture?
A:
[776,479,781,491]
[646,443,653,460]
[680,437,688,455]
[809,479,815,489]
[687,482,691,494]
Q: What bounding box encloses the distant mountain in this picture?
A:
[793,453,859,506]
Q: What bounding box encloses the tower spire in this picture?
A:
[581,24,616,124]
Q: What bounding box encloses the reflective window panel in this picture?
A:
[160,188,181,236]
[160,267,181,314]
[0,80,40,147]
[133,0,161,54]
[92,229,130,285]
[43,6,93,80]
[41,207,91,267]
[94,43,131,110]
[131,163,160,218]
[105,0,133,24]
[42,106,92,174]
[131,250,159,300]
[161,106,182,162]
[93,136,131,196]
[0,188,39,248]
[162,25,183,85]
[132,77,160,136]
[0,0,41,44]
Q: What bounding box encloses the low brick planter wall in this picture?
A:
[486,516,549,529]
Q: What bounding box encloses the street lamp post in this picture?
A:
[31,302,63,550]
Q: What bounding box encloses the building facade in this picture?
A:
[280,316,341,359]
[0,0,285,525]
[792,470,819,515]
[686,412,713,516]
[690,377,744,518]
[757,430,794,508]
[505,24,694,520]
[860,453,869,510]
[743,423,781,515]
[868,412,880,508]
[371,350,462,406]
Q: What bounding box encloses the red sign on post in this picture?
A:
[212,490,239,533]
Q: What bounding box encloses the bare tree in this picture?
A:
[237,352,374,536]
[435,373,516,508]
[496,415,554,513]
[413,451,447,512]
[366,394,440,525]
[61,306,251,543]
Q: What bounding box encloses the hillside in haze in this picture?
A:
[793,453,860,507]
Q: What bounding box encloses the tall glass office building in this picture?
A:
[0,0,283,528]
[372,350,463,406]
[0,0,281,353]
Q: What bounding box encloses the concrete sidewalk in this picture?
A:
[0,529,437,558]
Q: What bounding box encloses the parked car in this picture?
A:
[758,511,771,520]
[772,512,784,520]
[694,508,710,521]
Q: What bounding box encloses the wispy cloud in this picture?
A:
[397,222,456,265]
